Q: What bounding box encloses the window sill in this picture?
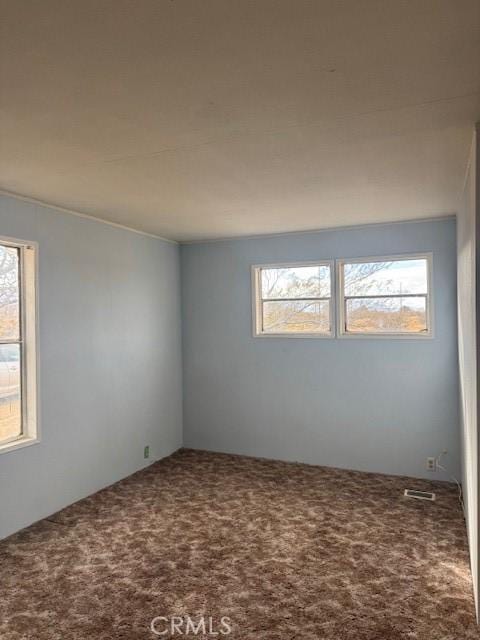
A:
[0,435,39,454]
[337,331,434,339]
[253,332,334,339]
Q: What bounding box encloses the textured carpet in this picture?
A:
[0,448,477,639]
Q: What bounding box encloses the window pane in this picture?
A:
[263,300,330,333]
[343,259,428,296]
[0,344,21,442]
[345,297,427,333]
[0,245,20,340]
[261,265,331,299]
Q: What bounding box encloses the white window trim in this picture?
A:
[336,252,434,339]
[0,235,39,454]
[251,260,335,338]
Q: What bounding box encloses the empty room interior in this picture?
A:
[1,1,480,639]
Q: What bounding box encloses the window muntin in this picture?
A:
[0,239,37,452]
[253,263,333,336]
[339,255,432,336]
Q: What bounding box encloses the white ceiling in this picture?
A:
[1,1,479,241]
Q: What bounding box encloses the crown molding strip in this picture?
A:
[0,189,177,245]
[181,214,457,245]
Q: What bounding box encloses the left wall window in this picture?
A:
[0,238,37,452]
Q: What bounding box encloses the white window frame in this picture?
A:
[0,235,39,454]
[336,252,434,339]
[252,260,335,338]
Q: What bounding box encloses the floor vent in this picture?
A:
[404,489,436,501]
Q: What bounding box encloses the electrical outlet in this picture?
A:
[426,457,436,472]
[144,445,150,459]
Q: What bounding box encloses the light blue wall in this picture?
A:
[0,194,183,539]
[181,218,460,480]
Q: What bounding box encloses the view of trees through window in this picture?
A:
[260,264,331,333]
[0,244,21,444]
[256,257,430,336]
[342,258,429,334]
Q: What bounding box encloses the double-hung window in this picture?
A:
[252,254,433,339]
[0,237,38,452]
[337,254,432,337]
[252,262,333,336]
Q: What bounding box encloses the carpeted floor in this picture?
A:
[0,448,477,639]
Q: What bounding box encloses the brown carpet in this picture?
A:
[0,448,477,639]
